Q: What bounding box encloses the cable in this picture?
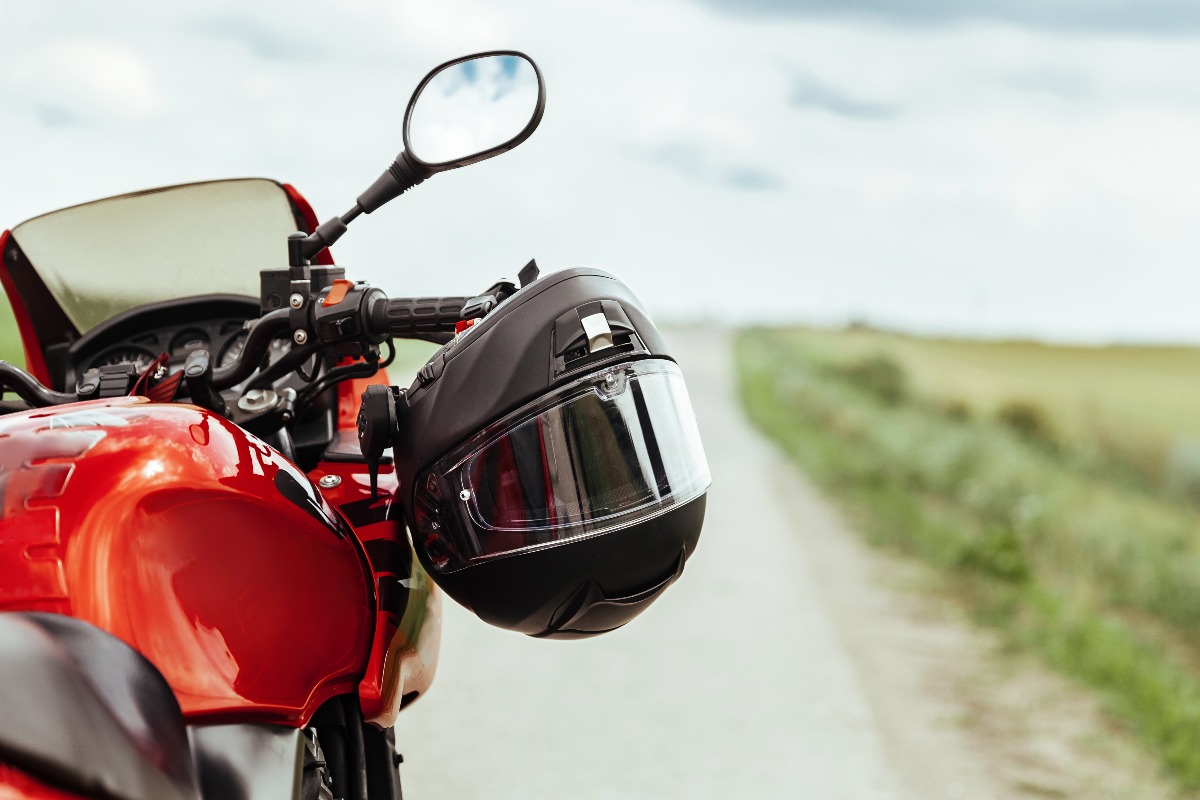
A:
[296,359,380,406]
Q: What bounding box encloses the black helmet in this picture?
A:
[393,267,709,638]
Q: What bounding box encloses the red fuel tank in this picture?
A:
[0,397,374,724]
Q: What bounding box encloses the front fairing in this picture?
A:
[0,179,316,385]
[0,182,442,725]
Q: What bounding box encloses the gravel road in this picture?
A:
[395,329,1176,800]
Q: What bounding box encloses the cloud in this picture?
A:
[635,143,785,192]
[690,0,1200,35]
[1002,67,1093,100]
[790,72,899,119]
[3,39,161,121]
[189,14,325,61]
[35,105,83,129]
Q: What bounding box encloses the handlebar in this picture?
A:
[0,363,76,407]
[211,308,291,390]
[366,296,468,338]
[0,284,474,412]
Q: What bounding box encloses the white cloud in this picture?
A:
[7,38,160,119]
[1,0,1199,342]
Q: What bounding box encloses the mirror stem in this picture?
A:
[356,151,432,214]
[289,204,365,268]
[288,152,431,269]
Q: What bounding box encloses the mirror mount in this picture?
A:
[286,50,545,271]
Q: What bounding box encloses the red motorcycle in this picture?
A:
[0,52,709,800]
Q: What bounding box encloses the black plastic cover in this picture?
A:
[0,612,200,800]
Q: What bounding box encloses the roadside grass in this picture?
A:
[737,327,1200,789]
[0,304,25,366]
[772,327,1200,502]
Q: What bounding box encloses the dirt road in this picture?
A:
[395,330,1176,799]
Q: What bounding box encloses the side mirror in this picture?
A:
[288,50,546,268]
[404,52,545,171]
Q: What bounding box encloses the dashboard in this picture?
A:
[84,320,256,376]
[59,296,279,392]
[38,294,339,468]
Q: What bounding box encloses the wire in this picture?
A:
[296,352,322,383]
[296,358,380,406]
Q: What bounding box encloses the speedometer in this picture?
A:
[91,347,155,374]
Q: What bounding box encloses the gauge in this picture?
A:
[219,332,247,369]
[91,347,156,374]
[170,328,209,357]
[219,333,291,370]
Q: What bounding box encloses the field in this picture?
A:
[737,326,1200,790]
[0,306,26,366]
[776,328,1200,487]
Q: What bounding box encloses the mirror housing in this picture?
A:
[289,50,546,268]
[404,51,546,170]
[358,50,545,213]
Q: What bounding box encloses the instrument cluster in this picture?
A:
[59,297,290,393]
[81,319,251,378]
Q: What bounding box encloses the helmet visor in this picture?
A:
[414,359,710,573]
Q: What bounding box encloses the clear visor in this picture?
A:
[414,359,710,573]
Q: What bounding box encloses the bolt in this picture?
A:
[318,474,342,488]
[459,489,471,501]
[293,329,309,345]
[289,293,305,309]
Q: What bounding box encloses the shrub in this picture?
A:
[836,353,908,405]
[996,400,1056,446]
[939,398,972,420]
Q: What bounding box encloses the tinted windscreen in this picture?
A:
[10,179,299,332]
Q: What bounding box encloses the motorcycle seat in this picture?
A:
[0,612,200,800]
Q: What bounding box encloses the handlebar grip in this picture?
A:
[368,296,468,337]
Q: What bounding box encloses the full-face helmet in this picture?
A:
[394,268,709,638]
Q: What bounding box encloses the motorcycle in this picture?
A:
[0,51,710,800]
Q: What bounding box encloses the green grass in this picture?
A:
[737,327,1200,790]
[388,339,439,383]
[0,302,26,366]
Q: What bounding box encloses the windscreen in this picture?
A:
[10,179,300,332]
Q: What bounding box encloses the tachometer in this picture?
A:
[219,332,291,370]
[219,332,248,369]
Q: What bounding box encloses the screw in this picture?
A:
[459,489,471,501]
[293,329,309,345]
[318,474,342,488]
[289,293,305,309]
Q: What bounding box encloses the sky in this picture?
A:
[2,0,1200,342]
